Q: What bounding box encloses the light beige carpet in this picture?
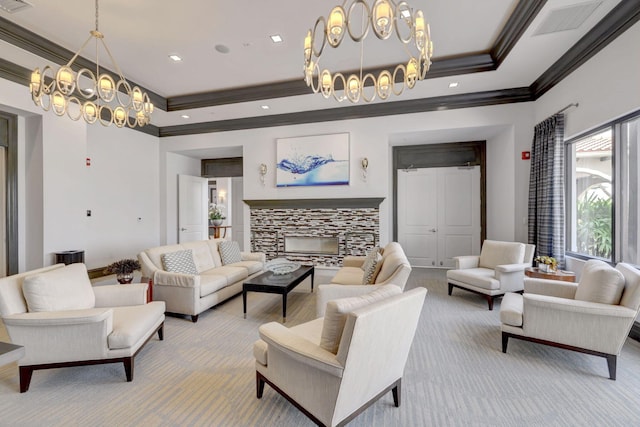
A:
[1,268,640,426]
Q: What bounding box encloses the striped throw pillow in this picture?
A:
[161,249,198,275]
[219,241,242,265]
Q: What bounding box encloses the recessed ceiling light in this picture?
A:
[169,54,182,62]
[215,44,230,54]
[261,105,270,110]
[448,82,459,88]
[181,114,190,119]
[270,34,283,43]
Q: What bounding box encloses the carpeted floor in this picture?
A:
[1,268,640,426]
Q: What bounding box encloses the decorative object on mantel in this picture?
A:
[303,0,433,103]
[265,258,301,275]
[28,0,153,128]
[104,259,141,284]
[259,163,268,186]
[361,157,369,181]
[534,255,557,273]
[209,203,226,226]
[276,133,349,187]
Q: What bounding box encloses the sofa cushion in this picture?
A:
[145,244,184,271]
[447,268,499,290]
[331,267,365,286]
[478,240,525,269]
[162,250,198,275]
[205,240,224,267]
[320,284,402,354]
[575,261,625,305]
[227,260,263,275]
[198,273,229,297]
[181,241,216,272]
[22,264,95,312]
[201,266,248,286]
[219,241,242,265]
[361,248,382,285]
[108,302,165,350]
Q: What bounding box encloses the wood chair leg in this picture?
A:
[158,325,164,341]
[487,295,494,311]
[392,379,401,407]
[19,366,34,393]
[191,314,199,323]
[606,354,617,380]
[256,372,265,398]
[123,357,134,382]
[502,332,509,353]
[448,283,453,296]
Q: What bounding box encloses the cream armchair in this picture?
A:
[253,285,427,427]
[317,242,412,316]
[500,261,640,380]
[0,263,165,392]
[446,240,535,310]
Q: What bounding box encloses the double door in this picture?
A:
[397,166,481,268]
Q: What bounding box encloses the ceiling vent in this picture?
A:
[0,0,32,13]
[533,1,602,36]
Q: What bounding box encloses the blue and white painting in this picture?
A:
[276,133,350,187]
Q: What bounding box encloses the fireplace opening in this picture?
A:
[284,236,339,255]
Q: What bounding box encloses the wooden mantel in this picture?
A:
[243,198,385,209]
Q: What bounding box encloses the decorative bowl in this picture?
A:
[266,258,301,275]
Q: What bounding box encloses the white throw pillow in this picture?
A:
[162,249,199,275]
[22,263,95,312]
[320,284,402,354]
[219,241,242,265]
[575,262,625,305]
[361,247,382,285]
[478,240,525,269]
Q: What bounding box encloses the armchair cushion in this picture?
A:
[361,248,382,285]
[331,267,364,286]
[478,240,525,269]
[108,302,166,349]
[447,268,499,290]
[219,241,242,265]
[320,284,402,354]
[161,249,198,275]
[575,261,625,305]
[22,264,95,312]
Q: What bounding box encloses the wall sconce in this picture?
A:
[218,190,226,204]
[361,157,369,181]
[259,163,267,186]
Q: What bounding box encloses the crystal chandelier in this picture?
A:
[304,0,433,103]
[29,0,153,128]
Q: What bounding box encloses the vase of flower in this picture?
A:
[212,219,223,226]
[209,203,226,227]
[104,259,141,284]
[534,255,557,273]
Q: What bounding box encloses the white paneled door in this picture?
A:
[178,174,209,243]
[398,167,481,268]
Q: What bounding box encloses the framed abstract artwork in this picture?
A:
[276,133,350,187]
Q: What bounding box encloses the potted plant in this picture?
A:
[534,255,557,273]
[104,259,141,284]
[209,203,226,226]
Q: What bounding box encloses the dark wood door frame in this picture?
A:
[0,111,18,275]
[392,142,487,243]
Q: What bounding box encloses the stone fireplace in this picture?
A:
[246,198,383,267]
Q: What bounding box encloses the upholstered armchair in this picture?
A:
[0,263,165,392]
[253,285,427,427]
[446,240,535,310]
[317,242,412,316]
[500,260,640,379]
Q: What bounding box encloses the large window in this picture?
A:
[566,110,640,265]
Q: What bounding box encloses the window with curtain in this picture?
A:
[566,110,640,265]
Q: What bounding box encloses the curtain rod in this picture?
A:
[555,102,579,115]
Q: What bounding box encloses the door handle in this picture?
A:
[180,228,187,231]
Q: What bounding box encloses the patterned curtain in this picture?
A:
[528,114,565,268]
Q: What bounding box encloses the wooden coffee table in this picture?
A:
[243,265,314,322]
[525,267,576,282]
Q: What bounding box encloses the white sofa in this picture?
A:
[317,242,412,316]
[447,240,535,310]
[138,239,265,322]
[500,260,640,380]
[254,285,427,427]
[0,263,165,392]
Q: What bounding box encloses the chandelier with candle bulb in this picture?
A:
[29,0,153,128]
[304,0,433,103]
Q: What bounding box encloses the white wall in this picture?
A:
[1,77,161,270]
[160,103,536,246]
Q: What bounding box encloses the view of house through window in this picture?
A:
[567,129,613,260]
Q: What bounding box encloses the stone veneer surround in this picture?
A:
[247,199,383,267]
